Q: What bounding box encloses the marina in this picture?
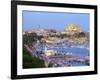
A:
[32,40,90,67]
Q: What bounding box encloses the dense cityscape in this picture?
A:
[23,24,90,68]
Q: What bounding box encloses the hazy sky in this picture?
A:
[22,10,90,32]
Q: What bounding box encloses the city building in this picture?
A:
[62,24,81,35]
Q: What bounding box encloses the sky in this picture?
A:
[22,10,90,32]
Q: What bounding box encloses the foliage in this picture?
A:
[23,47,45,68]
[23,32,43,46]
[23,32,37,45]
[78,32,86,37]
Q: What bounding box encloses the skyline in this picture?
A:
[22,11,90,32]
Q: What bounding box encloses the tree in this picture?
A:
[50,29,57,33]
[23,46,45,68]
[23,32,38,45]
[78,32,85,37]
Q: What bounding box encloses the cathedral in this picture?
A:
[63,24,81,35]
